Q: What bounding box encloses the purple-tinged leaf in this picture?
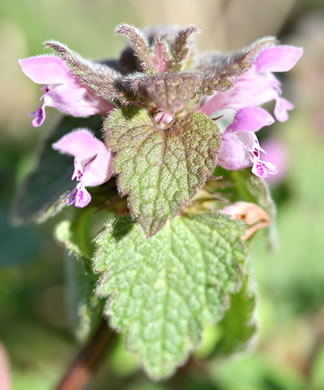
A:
[45,40,124,102]
[170,25,199,71]
[151,38,172,73]
[116,24,155,74]
[104,107,220,237]
[126,72,201,115]
[195,36,278,96]
[198,38,302,121]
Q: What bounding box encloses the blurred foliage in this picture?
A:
[1,0,324,389]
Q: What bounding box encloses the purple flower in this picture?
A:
[218,107,278,178]
[200,45,303,122]
[52,129,113,207]
[19,56,114,127]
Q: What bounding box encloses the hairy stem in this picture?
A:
[56,320,115,390]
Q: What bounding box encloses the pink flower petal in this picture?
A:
[67,187,78,206]
[20,56,115,126]
[154,111,174,125]
[29,104,46,127]
[199,70,279,116]
[43,82,114,118]
[274,97,294,122]
[255,46,303,73]
[218,133,252,170]
[75,185,92,208]
[52,129,105,160]
[235,131,262,160]
[18,56,70,84]
[226,107,274,133]
[82,150,113,187]
[52,129,113,187]
[72,155,96,181]
[199,45,302,119]
[66,185,92,208]
[252,160,278,178]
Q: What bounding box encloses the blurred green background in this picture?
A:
[1,0,324,389]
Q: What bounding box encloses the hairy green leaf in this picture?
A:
[13,115,102,223]
[55,213,102,341]
[55,208,94,261]
[65,253,103,341]
[104,107,220,237]
[93,213,247,379]
[213,275,257,356]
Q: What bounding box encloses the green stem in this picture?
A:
[56,320,115,390]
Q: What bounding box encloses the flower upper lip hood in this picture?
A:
[18,55,114,127]
[199,45,303,122]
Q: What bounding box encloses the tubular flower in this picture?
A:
[200,45,303,122]
[52,129,113,207]
[19,56,114,127]
[218,107,278,178]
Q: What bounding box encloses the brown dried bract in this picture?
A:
[222,201,271,240]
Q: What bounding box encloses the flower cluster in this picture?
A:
[19,25,302,209]
[199,45,302,178]
[19,56,114,207]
